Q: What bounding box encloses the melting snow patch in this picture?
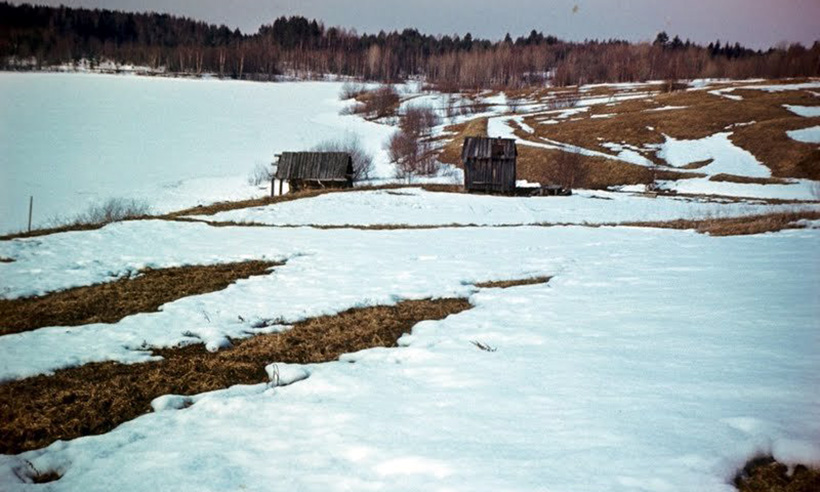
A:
[656,132,771,177]
[656,178,819,201]
[772,440,820,466]
[646,105,688,112]
[708,88,743,101]
[266,363,311,387]
[151,394,194,412]
[783,105,820,117]
[725,121,756,130]
[600,142,655,167]
[205,335,232,353]
[786,126,820,144]
[749,82,820,92]
[793,219,820,229]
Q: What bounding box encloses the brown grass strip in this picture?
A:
[475,276,552,289]
[680,159,714,170]
[709,173,791,185]
[0,219,150,241]
[0,260,280,335]
[734,456,820,492]
[626,210,820,236]
[0,297,471,454]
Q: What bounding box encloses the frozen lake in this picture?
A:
[0,73,394,233]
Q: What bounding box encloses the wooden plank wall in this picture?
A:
[465,158,516,194]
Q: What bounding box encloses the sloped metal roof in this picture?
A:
[275,152,353,181]
[461,137,517,160]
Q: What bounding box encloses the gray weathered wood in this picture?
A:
[462,137,517,195]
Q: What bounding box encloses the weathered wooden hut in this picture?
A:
[461,137,517,195]
[273,152,354,195]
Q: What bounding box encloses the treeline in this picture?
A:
[1,2,818,87]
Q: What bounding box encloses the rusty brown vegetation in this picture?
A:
[0,297,472,454]
[514,86,820,180]
[516,146,703,189]
[438,117,489,166]
[731,116,820,181]
[349,85,401,119]
[0,260,279,335]
[709,174,791,185]
[474,276,552,289]
[434,82,820,189]
[626,210,820,236]
[734,456,820,492]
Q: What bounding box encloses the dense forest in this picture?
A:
[1,2,818,88]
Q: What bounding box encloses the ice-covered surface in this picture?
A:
[786,126,820,144]
[0,73,395,234]
[783,105,820,117]
[656,132,771,177]
[192,188,815,228]
[0,221,818,491]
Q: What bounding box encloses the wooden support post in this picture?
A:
[28,196,33,233]
[279,179,284,196]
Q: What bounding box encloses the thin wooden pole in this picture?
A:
[28,196,33,232]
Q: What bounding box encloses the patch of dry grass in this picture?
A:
[474,276,552,289]
[626,210,820,236]
[516,146,702,189]
[731,116,820,180]
[680,159,714,170]
[734,456,820,492]
[709,173,791,185]
[0,297,472,454]
[438,117,489,166]
[512,83,820,180]
[0,260,280,335]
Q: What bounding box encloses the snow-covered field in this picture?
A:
[195,187,818,227]
[0,214,818,490]
[3,74,818,236]
[0,73,396,233]
[1,74,819,490]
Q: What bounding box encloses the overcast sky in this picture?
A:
[12,0,820,49]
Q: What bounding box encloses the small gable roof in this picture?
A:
[461,137,517,160]
[275,152,353,181]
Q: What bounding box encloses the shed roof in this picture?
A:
[275,152,353,181]
[461,137,517,160]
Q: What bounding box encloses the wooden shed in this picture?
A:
[461,137,517,195]
[273,152,354,195]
